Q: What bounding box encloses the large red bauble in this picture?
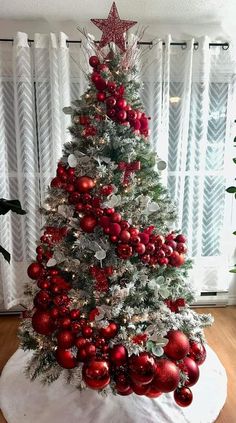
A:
[33,290,51,309]
[117,243,133,259]
[109,223,121,236]
[80,215,97,233]
[169,251,185,267]
[95,78,107,91]
[89,55,100,68]
[51,177,63,189]
[32,310,55,335]
[146,383,162,398]
[131,381,149,395]
[174,387,193,407]
[189,341,206,365]
[75,176,95,193]
[100,322,119,339]
[139,233,150,245]
[27,262,43,280]
[153,359,180,393]
[164,330,190,360]
[135,243,146,255]
[179,357,199,387]
[110,344,128,366]
[129,352,156,385]
[119,230,131,242]
[55,348,77,369]
[56,330,74,349]
[82,358,110,390]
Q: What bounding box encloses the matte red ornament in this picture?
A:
[129,352,156,385]
[80,215,97,233]
[32,310,55,336]
[91,2,137,52]
[50,307,59,319]
[27,262,44,280]
[189,341,206,365]
[100,322,119,339]
[55,348,77,369]
[100,184,113,196]
[57,330,74,349]
[109,223,121,236]
[174,387,193,407]
[117,243,133,259]
[164,330,190,361]
[139,232,150,245]
[75,176,95,193]
[89,55,100,68]
[152,359,180,393]
[110,344,128,366]
[33,290,51,309]
[179,357,200,387]
[82,358,110,390]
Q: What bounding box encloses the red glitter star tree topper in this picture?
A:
[91,2,137,52]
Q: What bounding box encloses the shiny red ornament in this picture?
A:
[131,381,149,395]
[175,234,186,243]
[50,307,59,319]
[115,372,132,395]
[82,325,93,338]
[33,290,51,309]
[189,341,206,365]
[179,357,200,387]
[107,81,116,93]
[139,232,150,245]
[116,110,127,122]
[109,223,121,236]
[82,358,110,390]
[176,242,187,254]
[89,55,100,68]
[119,230,131,242]
[70,309,80,320]
[97,91,106,102]
[32,310,55,335]
[91,2,137,52]
[100,321,119,339]
[106,96,116,108]
[174,387,193,407]
[100,184,113,196]
[164,330,190,361]
[107,108,116,119]
[71,322,81,333]
[75,336,88,349]
[57,330,74,349]
[55,348,77,369]
[153,359,180,392]
[117,243,133,259]
[80,215,97,233]
[135,242,146,255]
[111,212,122,223]
[27,262,44,280]
[169,251,185,267]
[116,98,127,109]
[75,176,96,193]
[95,78,107,91]
[146,383,162,398]
[110,344,128,366]
[129,352,156,385]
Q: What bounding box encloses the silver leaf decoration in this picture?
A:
[68,154,78,167]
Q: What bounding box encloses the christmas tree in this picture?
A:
[19,3,213,408]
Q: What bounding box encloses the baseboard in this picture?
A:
[227,295,236,305]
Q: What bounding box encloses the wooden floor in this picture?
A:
[0,307,236,422]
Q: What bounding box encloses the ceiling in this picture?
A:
[0,0,235,24]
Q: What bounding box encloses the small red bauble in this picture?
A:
[141,254,150,264]
[75,176,95,193]
[33,290,51,309]
[110,235,118,243]
[70,309,80,320]
[162,244,173,257]
[111,212,122,223]
[117,243,133,259]
[169,251,185,267]
[179,357,200,387]
[139,233,150,245]
[176,242,187,254]
[164,330,190,361]
[130,235,140,245]
[97,91,106,102]
[109,344,128,367]
[119,230,131,242]
[58,317,71,329]
[75,336,88,349]
[146,383,162,398]
[116,98,127,109]
[175,234,186,243]
[129,352,156,385]
[129,227,139,237]
[71,322,81,334]
[82,325,93,338]
[115,373,132,395]
[57,330,74,349]
[152,359,180,393]
[36,245,44,255]
[50,307,59,319]
[120,220,130,230]
[95,78,107,91]
[131,381,149,395]
[106,96,116,108]
[68,192,81,204]
[107,81,116,93]
[189,341,206,365]
[135,242,146,255]
[32,310,54,335]
[165,239,177,250]
[116,110,127,122]
[27,262,44,280]
[55,348,77,369]
[89,56,100,68]
[100,322,119,339]
[91,72,101,84]
[80,215,97,233]
[79,115,90,126]
[107,108,116,119]
[109,223,121,236]
[174,387,193,407]
[82,358,110,390]
[89,307,100,321]
[100,184,113,196]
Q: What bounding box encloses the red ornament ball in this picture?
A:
[189,341,206,365]
[109,223,121,236]
[174,387,193,407]
[89,55,100,68]
[131,381,149,395]
[129,352,156,385]
[32,310,55,336]
[110,344,128,367]
[164,330,190,361]
[33,290,51,309]
[95,78,107,91]
[115,372,132,395]
[70,309,80,320]
[57,330,74,349]
[116,98,127,109]
[80,215,97,233]
[152,359,180,393]
[27,262,44,280]
[82,325,93,338]
[179,357,200,387]
[146,383,162,398]
[97,91,106,102]
[116,110,127,122]
[169,251,185,267]
[117,243,133,259]
[55,348,77,369]
[100,322,119,339]
[175,234,186,243]
[106,96,116,108]
[51,177,63,189]
[119,230,131,243]
[107,81,117,93]
[135,242,146,255]
[75,176,95,193]
[82,358,110,390]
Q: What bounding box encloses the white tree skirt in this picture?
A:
[0,346,227,423]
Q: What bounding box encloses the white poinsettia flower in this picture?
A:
[46,258,57,267]
[103,194,121,208]
[146,201,159,214]
[94,249,106,260]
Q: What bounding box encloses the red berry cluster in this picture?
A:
[165,298,186,313]
[90,266,114,292]
[51,163,76,191]
[89,55,150,137]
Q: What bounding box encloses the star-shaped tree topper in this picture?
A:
[91,2,137,52]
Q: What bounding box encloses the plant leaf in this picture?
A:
[226,187,236,193]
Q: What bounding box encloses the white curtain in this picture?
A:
[140,36,236,298]
[0,32,235,309]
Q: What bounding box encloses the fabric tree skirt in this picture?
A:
[0,346,227,423]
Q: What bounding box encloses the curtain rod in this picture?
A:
[0,38,230,49]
